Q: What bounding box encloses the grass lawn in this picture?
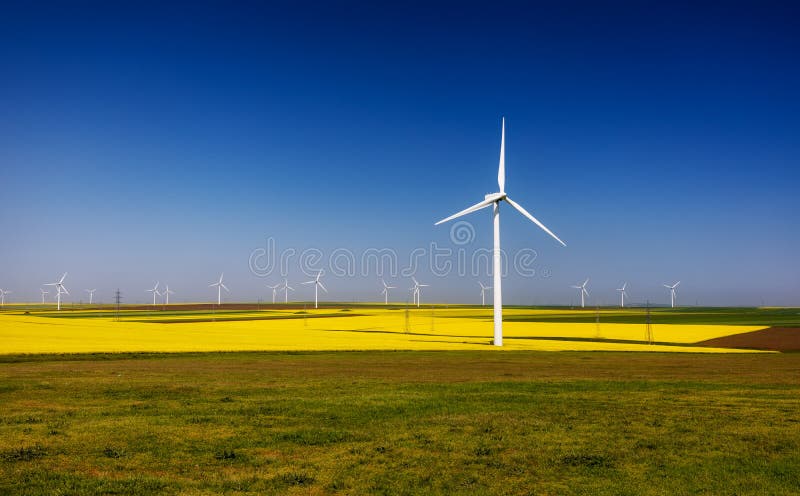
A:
[1,351,799,495]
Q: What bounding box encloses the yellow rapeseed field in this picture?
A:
[0,307,767,354]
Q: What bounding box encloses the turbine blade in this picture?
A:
[59,272,67,283]
[221,283,229,292]
[674,281,681,288]
[434,195,501,225]
[318,281,327,293]
[504,196,566,246]
[498,117,506,193]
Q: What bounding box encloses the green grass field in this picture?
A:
[2,351,799,495]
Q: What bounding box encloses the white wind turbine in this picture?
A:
[84,289,97,304]
[163,285,174,305]
[380,279,396,305]
[146,282,161,306]
[571,279,590,308]
[209,273,229,305]
[435,118,566,346]
[664,281,680,308]
[44,272,69,310]
[0,289,10,307]
[302,271,327,309]
[267,283,280,304]
[411,277,429,308]
[279,278,294,303]
[616,282,628,308]
[478,282,492,306]
[40,288,49,304]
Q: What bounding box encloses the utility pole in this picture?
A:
[114,289,122,322]
[404,300,410,333]
[595,306,601,339]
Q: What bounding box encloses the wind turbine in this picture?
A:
[40,288,49,304]
[571,279,590,308]
[163,285,174,305]
[84,289,97,305]
[664,281,680,308]
[146,282,161,306]
[209,273,229,305]
[267,283,280,304]
[380,279,396,305]
[616,282,628,308]
[0,289,10,307]
[279,278,294,303]
[478,282,492,306]
[302,271,327,309]
[44,272,69,310]
[434,118,566,346]
[411,277,429,308]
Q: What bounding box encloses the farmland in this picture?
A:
[2,306,799,494]
[1,304,797,355]
[1,351,799,495]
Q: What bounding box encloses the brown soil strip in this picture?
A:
[696,327,800,352]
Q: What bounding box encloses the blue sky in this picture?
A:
[1,1,798,306]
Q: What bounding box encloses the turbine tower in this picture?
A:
[571,279,590,308]
[435,118,566,346]
[478,282,492,306]
[209,273,229,305]
[616,282,628,308]
[84,289,97,305]
[664,281,680,308]
[163,285,174,305]
[411,277,429,308]
[267,283,280,304]
[40,288,49,304]
[302,271,327,309]
[0,289,10,307]
[279,278,294,303]
[44,272,69,310]
[380,279,396,305]
[146,282,161,306]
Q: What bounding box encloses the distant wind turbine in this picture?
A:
[267,283,280,304]
[380,279,396,305]
[434,118,566,346]
[279,278,294,303]
[571,279,590,308]
[146,282,161,306]
[478,282,492,306]
[302,271,327,309]
[209,273,229,305]
[84,289,97,304]
[411,277,429,308]
[663,281,680,308]
[616,282,628,308]
[44,272,69,310]
[163,285,174,305]
[40,288,49,304]
[0,289,10,307]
